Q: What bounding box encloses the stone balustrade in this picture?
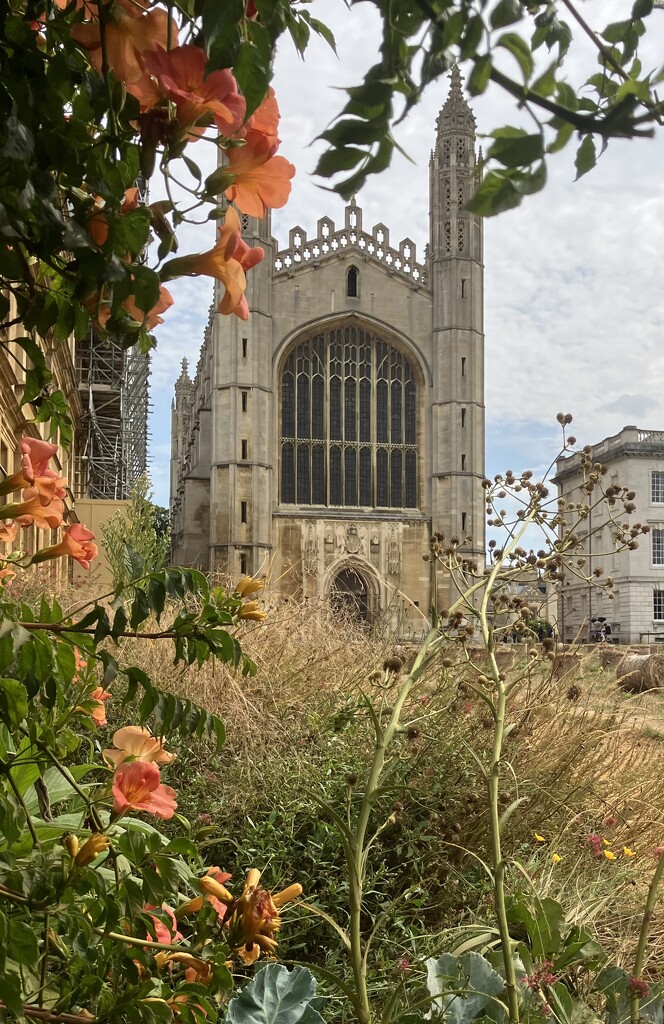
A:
[273,201,428,288]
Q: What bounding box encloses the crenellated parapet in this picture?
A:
[273,199,429,288]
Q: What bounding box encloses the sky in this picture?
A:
[148,1,664,509]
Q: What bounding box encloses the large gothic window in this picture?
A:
[280,325,418,508]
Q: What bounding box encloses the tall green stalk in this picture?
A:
[630,851,664,1024]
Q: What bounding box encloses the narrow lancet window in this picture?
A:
[347,266,359,298]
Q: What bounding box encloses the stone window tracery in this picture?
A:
[280,326,418,509]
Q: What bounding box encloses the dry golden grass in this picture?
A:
[16,570,664,971]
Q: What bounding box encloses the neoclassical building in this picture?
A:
[170,69,486,633]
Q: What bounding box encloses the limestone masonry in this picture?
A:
[170,68,486,636]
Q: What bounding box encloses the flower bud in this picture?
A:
[200,875,233,902]
[74,833,110,867]
[64,834,79,858]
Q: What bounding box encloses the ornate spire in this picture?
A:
[175,357,192,394]
[436,64,476,141]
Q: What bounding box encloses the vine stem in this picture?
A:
[630,851,664,1024]
[0,1005,94,1024]
[347,626,444,1024]
[93,927,191,952]
[476,503,541,1024]
[7,767,40,847]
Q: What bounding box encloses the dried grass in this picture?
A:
[17,571,664,971]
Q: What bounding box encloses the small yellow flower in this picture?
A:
[235,576,265,598]
[603,850,617,861]
[603,838,611,846]
[74,833,110,867]
[238,600,267,622]
[551,853,562,863]
[623,847,636,857]
[534,833,546,842]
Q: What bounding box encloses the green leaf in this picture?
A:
[506,893,566,959]
[3,111,34,160]
[233,21,273,119]
[467,55,492,96]
[464,170,522,216]
[497,32,534,80]
[574,135,597,179]
[0,678,28,728]
[9,918,39,965]
[488,131,543,168]
[425,952,505,1023]
[0,972,23,1017]
[632,0,653,16]
[308,17,336,54]
[314,147,368,178]
[490,0,523,30]
[602,20,632,43]
[227,964,324,1024]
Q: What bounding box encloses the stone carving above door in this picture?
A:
[302,523,319,575]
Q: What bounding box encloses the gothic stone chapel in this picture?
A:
[170,69,486,635]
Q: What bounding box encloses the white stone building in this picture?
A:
[554,426,664,645]
[170,70,486,634]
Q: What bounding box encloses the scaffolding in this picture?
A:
[75,177,151,500]
[76,331,150,500]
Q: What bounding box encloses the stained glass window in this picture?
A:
[280,325,418,508]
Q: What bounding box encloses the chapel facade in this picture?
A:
[170,69,486,635]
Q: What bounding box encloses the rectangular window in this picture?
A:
[461,279,467,299]
[655,590,664,620]
[241,391,248,413]
[653,471,664,503]
[461,407,466,428]
[461,454,466,470]
[241,439,248,460]
[461,512,467,533]
[240,553,247,575]
[461,357,466,377]
[241,337,248,360]
[653,528,664,565]
[240,500,247,524]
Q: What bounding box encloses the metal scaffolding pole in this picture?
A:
[76,329,150,500]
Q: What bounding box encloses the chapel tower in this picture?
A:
[429,65,485,605]
[208,210,275,575]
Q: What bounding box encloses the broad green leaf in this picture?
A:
[490,0,523,30]
[0,678,28,728]
[488,132,544,168]
[497,32,534,80]
[227,964,324,1024]
[9,919,39,965]
[425,952,505,1023]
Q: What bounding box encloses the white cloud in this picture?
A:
[148,1,664,505]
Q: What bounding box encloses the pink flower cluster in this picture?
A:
[0,437,98,569]
[106,727,178,820]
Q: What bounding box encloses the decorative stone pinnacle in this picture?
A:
[436,62,476,138]
[176,357,192,387]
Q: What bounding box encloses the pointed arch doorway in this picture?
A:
[331,566,370,622]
